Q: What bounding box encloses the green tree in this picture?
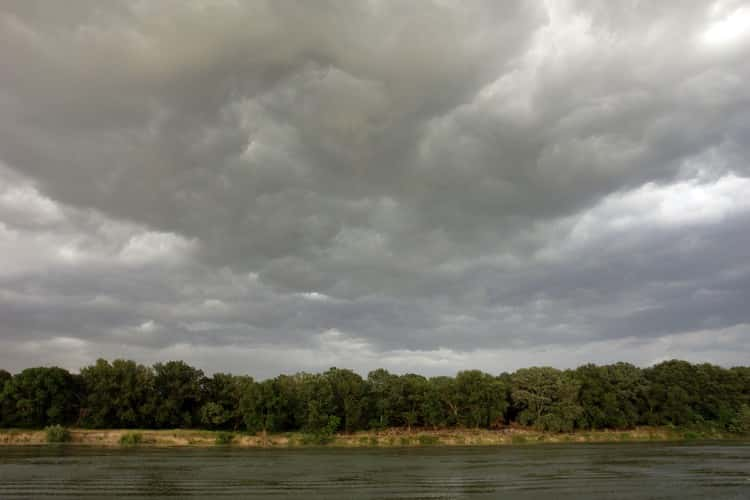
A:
[511,367,582,432]
[0,367,78,427]
[200,373,252,430]
[366,369,399,428]
[396,374,429,429]
[423,376,458,428]
[297,373,335,432]
[574,363,645,429]
[455,370,508,428]
[153,361,204,428]
[80,359,156,428]
[729,404,750,434]
[642,360,699,426]
[0,369,11,426]
[240,375,299,433]
[240,379,271,433]
[324,368,366,432]
[692,363,745,429]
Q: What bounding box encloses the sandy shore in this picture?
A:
[0,426,741,447]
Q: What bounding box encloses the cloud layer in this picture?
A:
[1,0,749,376]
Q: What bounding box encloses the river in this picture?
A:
[1,442,748,498]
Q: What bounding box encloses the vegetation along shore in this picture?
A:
[1,359,749,447]
[0,426,744,447]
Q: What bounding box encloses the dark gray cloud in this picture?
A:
[1,0,749,376]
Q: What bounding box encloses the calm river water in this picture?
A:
[1,442,748,499]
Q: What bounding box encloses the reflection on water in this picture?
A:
[0,442,748,499]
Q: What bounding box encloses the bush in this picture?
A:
[728,405,750,434]
[682,431,700,440]
[301,415,340,446]
[119,432,143,446]
[418,435,439,446]
[45,425,71,443]
[215,432,234,445]
[301,433,334,445]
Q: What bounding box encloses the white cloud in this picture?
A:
[118,231,196,265]
[702,6,750,46]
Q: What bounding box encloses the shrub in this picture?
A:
[301,433,334,445]
[215,432,234,445]
[728,405,750,435]
[682,431,700,440]
[418,435,439,446]
[45,425,71,443]
[301,415,340,446]
[119,432,143,446]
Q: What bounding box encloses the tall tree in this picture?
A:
[0,367,78,427]
[199,373,252,430]
[324,368,366,432]
[153,361,204,428]
[575,363,645,429]
[296,373,336,432]
[80,359,156,428]
[240,375,299,433]
[366,368,399,429]
[642,360,699,426]
[423,376,458,428]
[455,370,508,428]
[511,367,582,432]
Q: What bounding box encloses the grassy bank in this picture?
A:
[0,426,744,447]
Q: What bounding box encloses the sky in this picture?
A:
[1,0,749,377]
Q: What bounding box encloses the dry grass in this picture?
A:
[0,426,737,448]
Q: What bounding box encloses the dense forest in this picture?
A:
[1,360,749,435]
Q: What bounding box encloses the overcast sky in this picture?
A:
[1,1,749,377]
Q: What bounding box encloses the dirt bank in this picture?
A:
[0,426,742,447]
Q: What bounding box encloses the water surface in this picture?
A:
[1,442,748,499]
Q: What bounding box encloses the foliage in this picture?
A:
[455,370,508,428]
[365,368,399,429]
[200,374,252,430]
[153,361,204,428]
[418,434,439,445]
[119,432,143,446]
[511,367,582,432]
[575,363,645,429]
[511,435,527,444]
[80,359,155,428]
[44,425,71,443]
[240,376,298,433]
[300,415,340,445]
[324,368,366,432]
[0,367,79,428]
[422,376,458,428]
[215,432,234,445]
[1,359,749,436]
[729,405,750,434]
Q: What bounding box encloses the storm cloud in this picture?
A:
[1,0,749,376]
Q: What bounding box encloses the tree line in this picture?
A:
[1,359,749,434]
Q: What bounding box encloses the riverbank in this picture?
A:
[0,426,744,447]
